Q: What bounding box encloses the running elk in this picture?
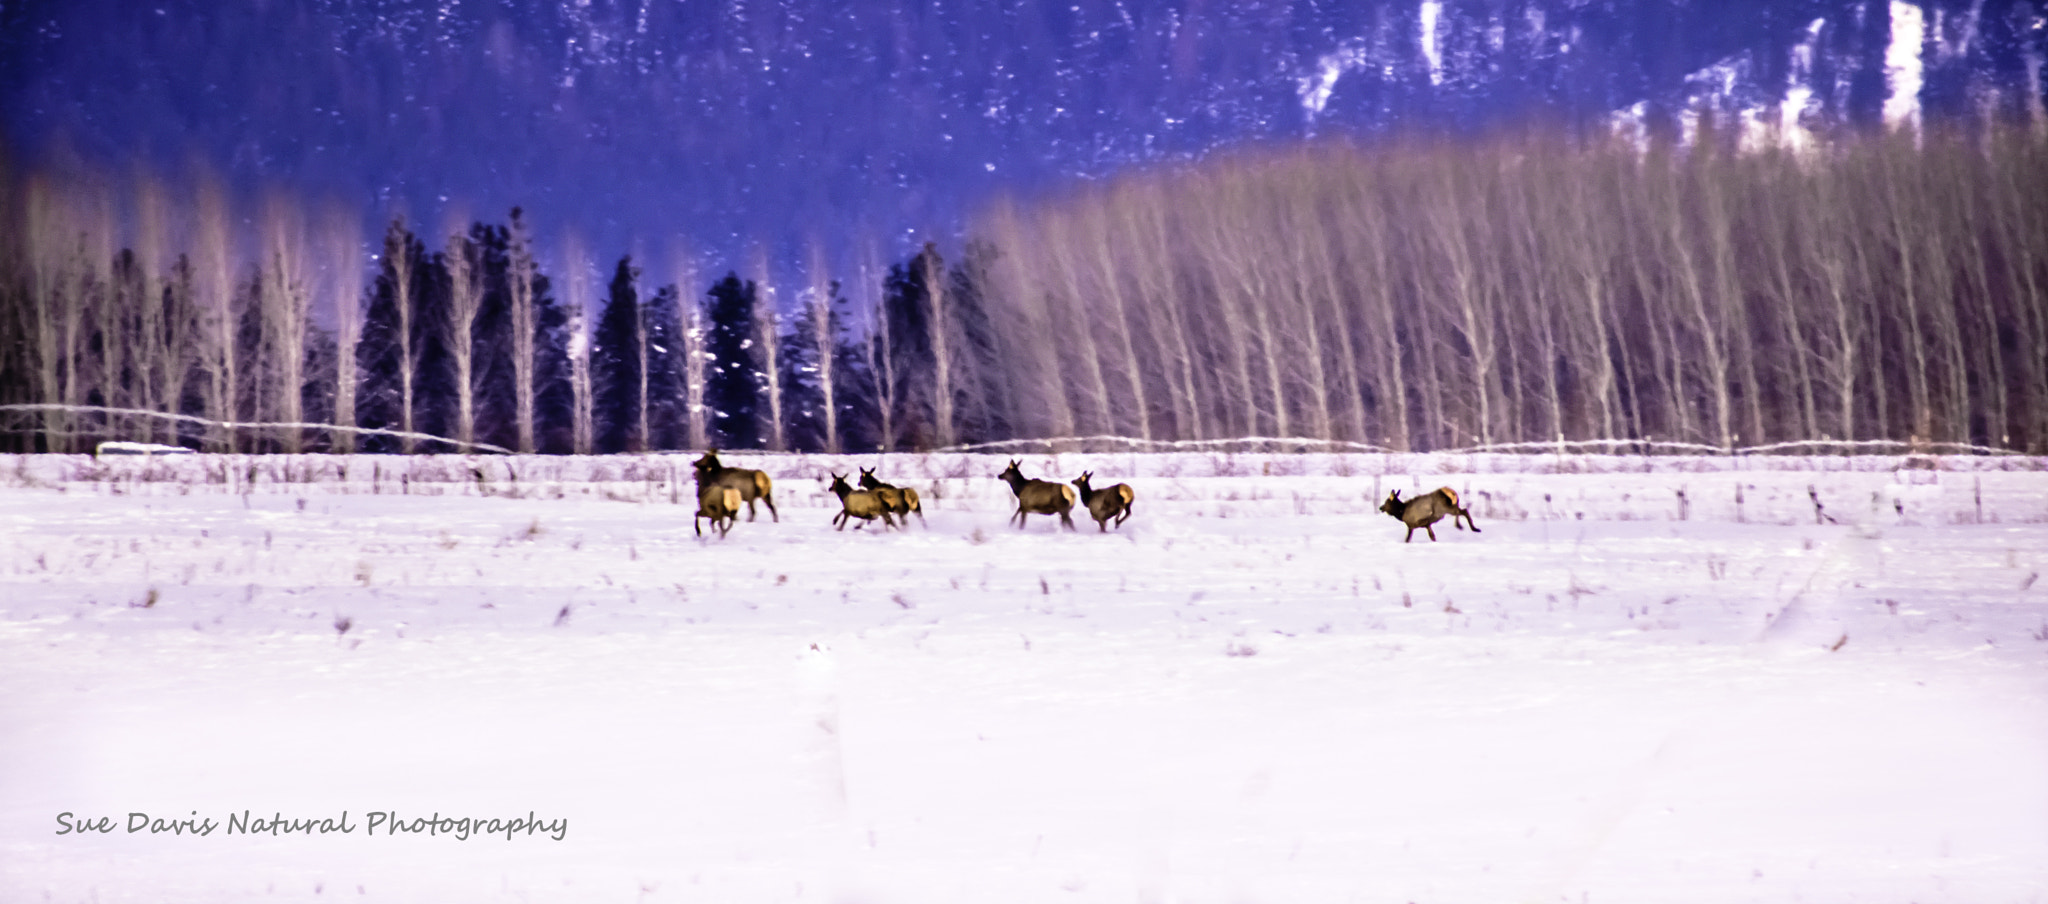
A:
[1071,471,1134,532]
[829,473,898,531]
[694,485,742,538]
[998,459,1075,531]
[1379,488,1481,542]
[692,450,778,522]
[858,467,926,527]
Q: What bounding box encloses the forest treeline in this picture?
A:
[2,126,2046,455]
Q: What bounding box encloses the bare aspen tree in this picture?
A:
[563,236,594,456]
[670,245,708,450]
[806,242,840,453]
[442,222,483,450]
[1799,161,1865,442]
[855,244,897,451]
[262,194,312,452]
[1085,197,1156,442]
[132,175,171,444]
[1337,166,1412,449]
[1938,148,2006,445]
[1748,154,1821,442]
[633,257,650,453]
[1621,153,1696,444]
[1043,215,1116,435]
[507,210,539,453]
[1292,163,1365,442]
[1115,180,1201,439]
[753,250,785,451]
[1691,153,1762,447]
[1424,167,1500,446]
[962,127,2046,452]
[1986,130,2048,449]
[1892,145,1969,444]
[981,203,1074,439]
[918,242,958,447]
[1188,172,1266,437]
[23,176,74,450]
[1270,162,1338,442]
[326,206,363,454]
[1877,144,1937,444]
[194,179,237,451]
[1220,176,1291,438]
[75,188,113,444]
[1844,172,1895,440]
[379,217,418,453]
[1503,156,1568,443]
[1650,157,1732,448]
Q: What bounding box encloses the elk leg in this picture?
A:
[764,493,779,523]
[1426,525,1438,541]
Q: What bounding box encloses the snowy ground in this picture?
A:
[2,450,2046,903]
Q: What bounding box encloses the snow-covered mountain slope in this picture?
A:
[6,1,2041,265]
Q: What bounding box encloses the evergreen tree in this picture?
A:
[880,252,938,448]
[704,271,761,448]
[948,240,1009,444]
[642,283,687,450]
[463,220,518,452]
[778,288,823,452]
[591,255,643,452]
[528,268,575,454]
[409,245,457,451]
[355,220,429,452]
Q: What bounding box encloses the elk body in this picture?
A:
[998,459,1075,531]
[1379,488,1481,542]
[858,467,926,527]
[694,485,742,538]
[691,450,778,522]
[829,473,898,531]
[1071,471,1135,532]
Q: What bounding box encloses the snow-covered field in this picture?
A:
[3,450,2046,903]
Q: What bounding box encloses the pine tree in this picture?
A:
[641,283,687,450]
[357,219,429,452]
[777,281,836,452]
[704,271,761,448]
[592,255,643,453]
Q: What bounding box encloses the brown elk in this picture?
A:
[998,459,1075,531]
[691,450,777,522]
[694,485,742,538]
[829,473,898,531]
[1379,487,1482,542]
[858,467,926,527]
[1071,471,1134,532]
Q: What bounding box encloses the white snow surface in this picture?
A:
[1886,0,1927,131]
[3,451,2046,903]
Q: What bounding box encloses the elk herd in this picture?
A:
[689,450,1479,543]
